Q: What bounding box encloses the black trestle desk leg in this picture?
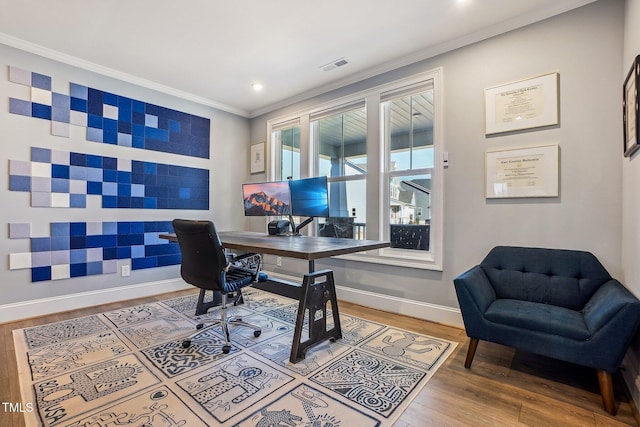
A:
[290,269,342,363]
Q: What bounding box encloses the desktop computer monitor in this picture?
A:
[289,176,330,218]
[242,181,291,216]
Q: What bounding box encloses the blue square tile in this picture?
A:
[70,222,86,236]
[103,222,117,234]
[103,157,118,170]
[87,88,104,116]
[103,170,117,183]
[52,107,70,123]
[87,167,103,182]
[31,147,51,163]
[132,257,157,270]
[87,128,104,142]
[117,196,131,208]
[51,236,70,251]
[144,197,157,209]
[31,72,51,90]
[70,97,87,112]
[70,194,86,208]
[87,181,102,195]
[117,171,131,184]
[117,184,131,197]
[86,261,103,275]
[31,237,51,252]
[70,83,88,100]
[9,175,31,191]
[32,266,52,282]
[52,93,70,108]
[70,152,87,166]
[102,196,117,208]
[103,247,118,260]
[117,247,131,259]
[70,236,86,249]
[51,178,70,193]
[88,114,103,129]
[87,154,103,168]
[103,131,118,144]
[32,103,51,120]
[70,263,87,277]
[131,222,144,234]
[51,223,70,236]
[103,92,118,106]
[103,182,117,196]
[52,164,70,179]
[10,98,32,116]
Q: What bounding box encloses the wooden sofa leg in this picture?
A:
[597,370,616,415]
[465,338,479,368]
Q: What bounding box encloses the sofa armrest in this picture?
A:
[582,279,640,335]
[454,265,497,316]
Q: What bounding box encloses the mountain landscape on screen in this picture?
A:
[244,191,291,216]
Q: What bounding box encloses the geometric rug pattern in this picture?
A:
[13,288,456,426]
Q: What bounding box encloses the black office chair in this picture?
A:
[172,219,261,353]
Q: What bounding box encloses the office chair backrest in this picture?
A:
[172,219,228,291]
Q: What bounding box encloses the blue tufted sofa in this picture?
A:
[453,246,640,415]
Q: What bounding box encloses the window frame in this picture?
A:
[266,68,444,270]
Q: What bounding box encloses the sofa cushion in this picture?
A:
[481,246,611,310]
[485,299,591,340]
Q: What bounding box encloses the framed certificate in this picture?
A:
[485,73,559,135]
[623,56,640,157]
[485,144,559,198]
[250,142,265,174]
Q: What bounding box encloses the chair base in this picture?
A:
[464,338,618,415]
[182,293,261,353]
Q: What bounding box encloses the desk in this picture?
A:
[161,231,389,362]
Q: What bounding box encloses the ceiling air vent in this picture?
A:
[321,57,348,72]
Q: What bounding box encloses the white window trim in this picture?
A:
[266,67,444,271]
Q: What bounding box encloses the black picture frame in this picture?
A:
[623,55,640,157]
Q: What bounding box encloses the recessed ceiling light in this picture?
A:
[251,83,264,91]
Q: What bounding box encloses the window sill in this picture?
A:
[332,248,442,271]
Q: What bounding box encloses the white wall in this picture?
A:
[0,43,249,320]
[622,0,640,410]
[250,0,625,323]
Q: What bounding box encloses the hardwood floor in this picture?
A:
[1,289,638,426]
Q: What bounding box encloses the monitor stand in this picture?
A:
[288,215,314,236]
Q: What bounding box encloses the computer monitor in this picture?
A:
[242,181,291,216]
[289,176,330,218]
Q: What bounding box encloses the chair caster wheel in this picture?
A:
[330,338,336,343]
[222,345,231,354]
[182,340,191,348]
[196,323,204,330]
[254,330,262,337]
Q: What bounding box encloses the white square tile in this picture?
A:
[9,160,31,176]
[70,110,87,126]
[31,162,51,178]
[103,104,119,120]
[8,66,31,86]
[31,192,52,207]
[51,250,70,265]
[51,264,70,280]
[9,223,31,239]
[118,158,132,172]
[103,260,118,274]
[51,150,70,165]
[31,87,52,105]
[9,253,32,270]
[51,193,70,208]
[86,222,102,235]
[69,179,86,194]
[87,248,103,262]
[51,121,70,137]
[31,177,52,192]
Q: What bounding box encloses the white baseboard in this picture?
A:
[265,271,464,328]
[0,279,190,324]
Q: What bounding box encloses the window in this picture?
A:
[271,120,301,181]
[312,104,367,239]
[383,89,434,252]
[267,68,443,269]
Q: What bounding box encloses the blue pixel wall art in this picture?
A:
[8,66,210,158]
[5,65,213,282]
[9,221,180,282]
[9,147,209,209]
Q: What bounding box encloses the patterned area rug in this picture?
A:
[13,288,456,426]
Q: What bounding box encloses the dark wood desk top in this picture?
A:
[161,230,389,261]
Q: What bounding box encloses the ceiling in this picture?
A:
[0,0,597,118]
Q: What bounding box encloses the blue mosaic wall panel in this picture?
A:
[8,66,210,158]
[9,147,209,209]
[8,221,180,282]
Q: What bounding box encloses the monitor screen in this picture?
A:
[242,181,291,216]
[289,176,330,217]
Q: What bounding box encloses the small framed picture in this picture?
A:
[250,142,265,174]
[623,56,640,157]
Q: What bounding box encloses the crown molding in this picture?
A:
[0,32,250,118]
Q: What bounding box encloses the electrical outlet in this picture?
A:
[276,256,282,267]
[121,265,130,277]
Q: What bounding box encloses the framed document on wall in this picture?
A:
[624,56,640,157]
[250,142,265,174]
[485,73,559,135]
[485,144,559,199]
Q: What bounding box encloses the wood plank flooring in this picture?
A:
[0,289,638,426]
